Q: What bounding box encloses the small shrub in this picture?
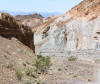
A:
[37,55,42,59]
[28,53,34,57]
[5,50,11,55]
[15,70,22,80]
[34,55,51,73]
[68,56,77,61]
[20,49,34,57]
[25,68,37,78]
[95,59,100,63]
[26,61,30,65]
[22,62,26,67]
[24,81,32,84]
[25,68,32,76]
[24,80,34,84]
[38,79,45,84]
[7,63,13,69]
[58,68,62,71]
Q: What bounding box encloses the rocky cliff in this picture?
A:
[34,0,100,56]
[0,13,35,52]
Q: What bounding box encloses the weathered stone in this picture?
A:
[34,0,100,56]
[0,13,35,52]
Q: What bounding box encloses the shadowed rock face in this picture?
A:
[34,0,100,56]
[0,13,35,52]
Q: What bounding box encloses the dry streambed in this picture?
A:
[44,56,100,84]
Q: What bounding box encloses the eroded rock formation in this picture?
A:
[0,13,35,52]
[34,0,100,56]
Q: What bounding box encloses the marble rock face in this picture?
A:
[34,0,100,56]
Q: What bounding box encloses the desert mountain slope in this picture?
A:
[15,13,44,28]
[69,0,100,20]
[34,0,100,56]
[0,36,36,84]
[16,13,43,20]
[0,13,35,51]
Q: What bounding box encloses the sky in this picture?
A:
[0,0,83,13]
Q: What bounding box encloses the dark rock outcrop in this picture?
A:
[0,13,35,52]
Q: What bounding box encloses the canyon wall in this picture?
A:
[0,13,35,52]
[34,0,100,56]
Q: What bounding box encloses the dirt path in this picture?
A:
[44,56,99,84]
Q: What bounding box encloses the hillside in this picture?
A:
[15,13,44,28]
[15,13,43,21]
[0,36,37,84]
[0,13,35,51]
[0,13,37,84]
[69,0,100,20]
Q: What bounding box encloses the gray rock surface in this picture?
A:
[34,0,100,56]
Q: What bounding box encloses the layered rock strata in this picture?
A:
[34,0,100,55]
[0,13,35,52]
